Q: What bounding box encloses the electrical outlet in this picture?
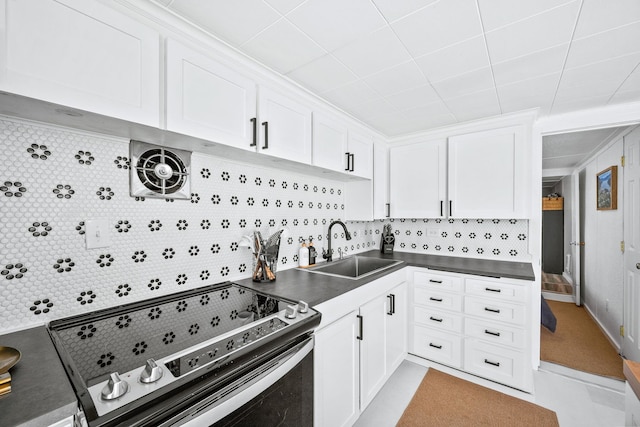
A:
[427,228,440,237]
[85,219,111,249]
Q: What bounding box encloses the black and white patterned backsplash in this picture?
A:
[0,117,528,333]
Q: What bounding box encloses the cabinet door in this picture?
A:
[258,87,312,164]
[314,312,360,427]
[448,126,523,218]
[386,282,407,374]
[348,131,374,179]
[312,112,348,172]
[389,139,447,218]
[359,295,387,411]
[373,140,390,219]
[0,0,160,127]
[166,39,256,151]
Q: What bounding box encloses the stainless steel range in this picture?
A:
[47,282,320,427]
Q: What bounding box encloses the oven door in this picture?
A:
[161,336,314,427]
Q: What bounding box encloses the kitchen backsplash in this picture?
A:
[0,117,528,333]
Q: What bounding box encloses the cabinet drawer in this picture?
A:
[464,339,526,390]
[464,296,525,325]
[414,306,463,333]
[413,271,463,293]
[465,318,525,349]
[412,326,462,368]
[415,286,463,312]
[465,278,527,302]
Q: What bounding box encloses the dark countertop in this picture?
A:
[235,250,535,306]
[0,326,77,427]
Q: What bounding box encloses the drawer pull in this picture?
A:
[429,297,443,302]
[429,279,443,284]
[429,343,442,349]
[484,329,501,337]
[484,307,500,313]
[484,359,500,367]
[485,287,501,293]
[429,316,443,322]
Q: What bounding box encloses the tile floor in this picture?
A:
[354,357,626,427]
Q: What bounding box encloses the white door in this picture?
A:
[359,295,387,411]
[571,170,582,306]
[312,113,348,172]
[623,127,640,361]
[314,312,360,427]
[386,282,407,373]
[389,139,447,218]
[166,39,257,151]
[258,87,312,164]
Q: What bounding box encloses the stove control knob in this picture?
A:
[140,358,163,384]
[101,372,129,400]
[297,301,309,314]
[285,304,297,319]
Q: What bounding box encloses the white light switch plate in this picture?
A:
[85,219,111,249]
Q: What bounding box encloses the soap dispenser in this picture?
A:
[298,240,309,267]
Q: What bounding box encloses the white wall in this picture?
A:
[581,139,624,347]
[561,175,575,280]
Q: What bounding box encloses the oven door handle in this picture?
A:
[172,338,314,427]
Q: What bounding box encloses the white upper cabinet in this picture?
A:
[389,139,447,218]
[348,131,374,179]
[312,112,348,171]
[0,0,160,127]
[312,113,373,178]
[165,39,257,151]
[373,140,390,219]
[448,126,525,218]
[258,86,312,164]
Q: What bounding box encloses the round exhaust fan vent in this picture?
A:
[130,141,191,199]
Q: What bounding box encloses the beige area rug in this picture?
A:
[396,368,559,427]
[542,271,573,294]
[541,300,624,380]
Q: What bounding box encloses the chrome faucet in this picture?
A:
[323,220,352,262]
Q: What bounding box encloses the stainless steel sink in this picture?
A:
[301,256,402,280]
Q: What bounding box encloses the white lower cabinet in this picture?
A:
[409,268,533,392]
[315,280,407,427]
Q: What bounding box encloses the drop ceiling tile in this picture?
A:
[560,53,640,89]
[565,22,640,69]
[496,73,560,113]
[415,36,490,82]
[322,80,380,110]
[384,84,442,110]
[485,1,580,63]
[371,0,439,23]
[443,88,501,122]
[332,26,412,77]
[287,54,358,94]
[551,94,612,114]
[346,98,400,120]
[169,0,281,45]
[477,0,577,32]
[363,61,428,97]
[543,128,615,157]
[492,44,568,86]
[241,19,326,74]
[286,0,387,51]
[431,67,494,100]
[402,105,459,129]
[264,0,306,15]
[555,79,622,103]
[573,0,640,39]
[391,0,483,57]
[609,88,640,104]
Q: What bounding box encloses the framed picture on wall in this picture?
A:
[596,165,617,210]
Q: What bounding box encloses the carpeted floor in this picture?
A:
[542,271,573,294]
[540,300,624,380]
[396,368,559,426]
